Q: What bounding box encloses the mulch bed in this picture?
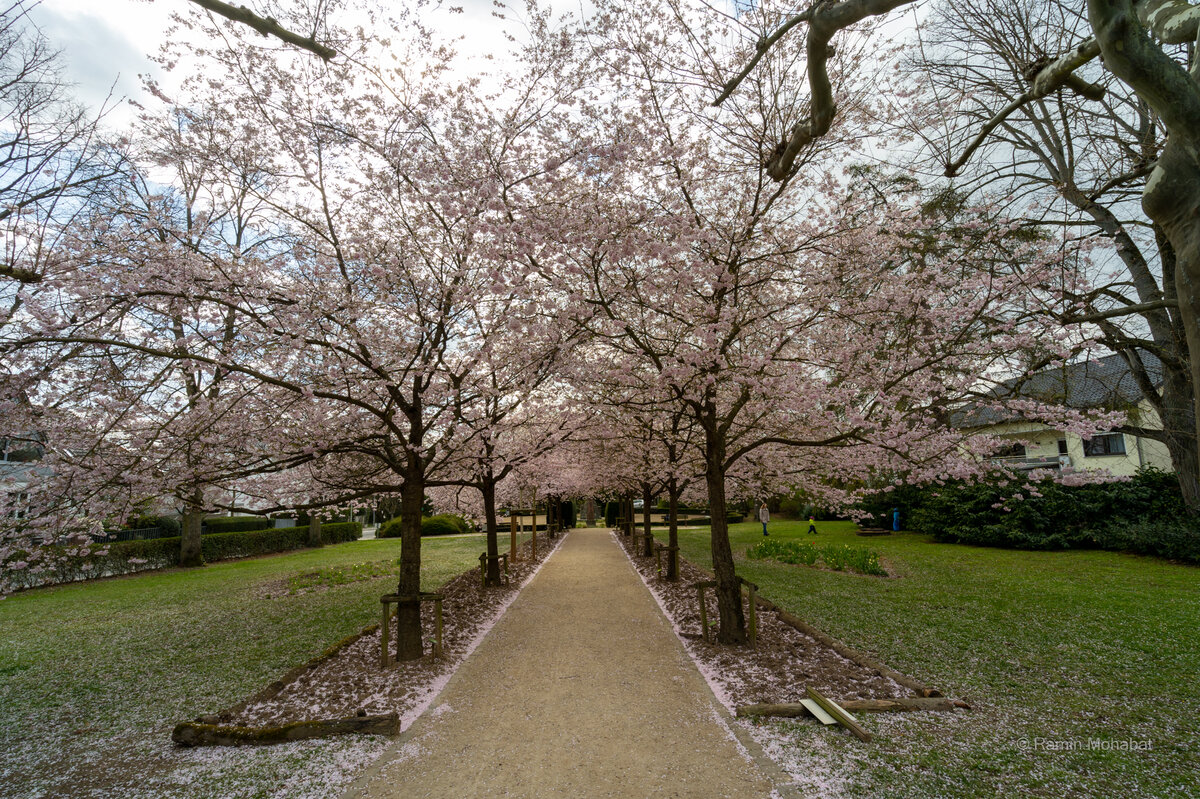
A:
[614,532,915,707]
[204,535,563,732]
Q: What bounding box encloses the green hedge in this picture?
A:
[203,516,274,533]
[876,468,1198,562]
[377,514,472,539]
[319,521,363,543]
[6,522,363,591]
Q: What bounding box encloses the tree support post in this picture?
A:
[694,577,756,646]
[380,592,444,667]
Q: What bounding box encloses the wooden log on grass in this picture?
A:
[736,697,968,718]
[172,713,400,747]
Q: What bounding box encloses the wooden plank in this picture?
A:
[807,686,872,742]
[736,697,966,717]
[800,699,838,725]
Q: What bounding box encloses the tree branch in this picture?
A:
[1088,0,1200,136]
[1061,298,1178,324]
[0,264,42,283]
[188,0,336,61]
[713,6,816,107]
[945,38,1103,178]
[1139,0,1200,45]
[765,0,916,181]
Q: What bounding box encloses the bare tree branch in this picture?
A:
[763,0,916,181]
[944,37,1102,178]
[1061,298,1178,324]
[188,0,336,61]
[712,6,816,106]
[1139,0,1200,44]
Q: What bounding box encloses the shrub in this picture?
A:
[420,514,463,537]
[746,539,886,576]
[8,522,364,591]
[376,515,469,538]
[203,516,273,534]
[1092,518,1200,564]
[891,468,1191,556]
[320,521,363,543]
[377,517,403,539]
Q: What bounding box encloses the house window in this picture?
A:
[1057,439,1068,455]
[992,442,1026,459]
[6,492,29,520]
[1084,433,1126,457]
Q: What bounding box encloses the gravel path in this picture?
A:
[343,528,779,799]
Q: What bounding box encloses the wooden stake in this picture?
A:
[434,596,443,658]
[697,584,709,642]
[736,697,965,718]
[379,600,390,668]
[746,582,757,647]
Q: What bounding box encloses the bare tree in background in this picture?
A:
[908,0,1197,509]
[0,1,120,285]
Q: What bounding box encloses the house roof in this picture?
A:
[954,352,1163,428]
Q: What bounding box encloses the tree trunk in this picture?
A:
[180,486,204,567]
[703,414,746,645]
[394,476,425,661]
[1158,366,1200,511]
[307,515,322,548]
[482,475,501,586]
[641,482,654,557]
[1088,0,1200,513]
[585,497,596,527]
[1145,145,1200,504]
[624,494,633,535]
[666,478,680,581]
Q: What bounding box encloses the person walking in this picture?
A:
[758,502,770,536]
[807,516,818,535]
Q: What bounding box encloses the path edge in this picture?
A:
[612,531,807,799]
[338,530,571,799]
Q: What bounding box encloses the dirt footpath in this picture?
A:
[343,528,778,799]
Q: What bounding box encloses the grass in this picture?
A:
[676,519,1200,798]
[0,534,490,798]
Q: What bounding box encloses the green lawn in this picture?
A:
[0,535,489,798]
[675,520,1200,798]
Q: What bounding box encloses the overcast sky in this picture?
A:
[25,0,516,126]
[26,0,173,120]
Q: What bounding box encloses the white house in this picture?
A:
[956,353,1173,476]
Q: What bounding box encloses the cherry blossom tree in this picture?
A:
[706,0,1200,509]
[545,0,1121,645]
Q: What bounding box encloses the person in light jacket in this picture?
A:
[759,502,770,536]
